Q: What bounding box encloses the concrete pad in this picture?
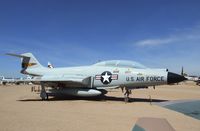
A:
[133,117,175,131]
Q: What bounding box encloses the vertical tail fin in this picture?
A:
[20,53,42,69]
[6,53,44,74]
[181,66,184,76]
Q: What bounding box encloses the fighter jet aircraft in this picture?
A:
[7,53,187,102]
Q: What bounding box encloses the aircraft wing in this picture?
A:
[27,75,93,88]
[26,75,119,89]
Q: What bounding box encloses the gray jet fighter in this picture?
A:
[7,53,187,102]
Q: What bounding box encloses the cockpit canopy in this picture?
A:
[93,60,147,69]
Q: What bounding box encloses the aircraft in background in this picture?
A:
[0,76,16,85]
[0,75,33,85]
[47,62,54,68]
[181,67,200,85]
[7,53,187,102]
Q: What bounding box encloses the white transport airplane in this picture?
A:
[0,76,15,85]
[181,67,199,84]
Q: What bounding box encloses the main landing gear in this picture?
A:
[124,87,132,103]
[40,83,48,100]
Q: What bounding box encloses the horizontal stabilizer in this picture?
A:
[6,53,28,58]
[6,52,44,72]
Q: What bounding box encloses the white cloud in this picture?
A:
[135,37,176,46]
[135,25,200,46]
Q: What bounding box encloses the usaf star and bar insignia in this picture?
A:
[95,71,118,85]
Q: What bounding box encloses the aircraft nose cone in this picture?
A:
[167,72,187,84]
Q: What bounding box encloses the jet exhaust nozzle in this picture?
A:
[167,72,187,84]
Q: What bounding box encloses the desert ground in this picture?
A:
[0,82,200,131]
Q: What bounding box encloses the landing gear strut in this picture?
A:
[40,83,48,100]
[124,87,131,103]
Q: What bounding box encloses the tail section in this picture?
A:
[6,52,44,74]
[20,53,42,69]
[181,66,187,76]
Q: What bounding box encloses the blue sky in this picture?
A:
[0,0,200,77]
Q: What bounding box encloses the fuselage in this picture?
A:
[26,65,169,88]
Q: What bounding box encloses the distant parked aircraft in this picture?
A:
[181,67,199,84]
[47,62,54,68]
[0,76,15,85]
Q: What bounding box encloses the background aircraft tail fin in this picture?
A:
[6,53,44,71]
[47,62,54,68]
[181,66,187,76]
